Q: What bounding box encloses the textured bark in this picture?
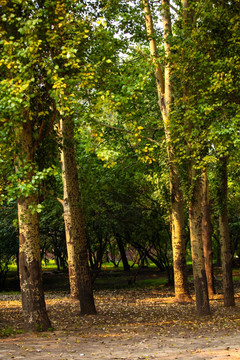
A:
[17,120,51,331]
[189,174,210,316]
[171,169,191,302]
[202,172,215,297]
[60,118,96,314]
[218,157,235,307]
[143,0,191,303]
[61,143,79,299]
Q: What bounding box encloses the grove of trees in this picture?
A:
[0,0,240,330]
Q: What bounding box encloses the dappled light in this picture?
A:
[1,288,240,336]
[1,287,240,359]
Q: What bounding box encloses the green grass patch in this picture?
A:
[42,259,59,271]
[7,264,18,272]
[0,327,24,337]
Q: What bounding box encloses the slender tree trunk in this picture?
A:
[181,0,210,316]
[17,120,51,331]
[189,173,211,316]
[142,0,191,302]
[202,171,215,297]
[60,118,96,314]
[61,147,79,299]
[115,234,130,272]
[171,167,191,302]
[218,157,235,307]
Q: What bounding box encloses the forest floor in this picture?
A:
[1,268,240,359]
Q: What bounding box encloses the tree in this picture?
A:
[217,157,235,306]
[202,171,215,297]
[142,0,191,303]
[16,119,52,330]
[45,0,123,307]
[171,0,240,312]
[170,0,212,316]
[59,117,96,313]
[0,0,52,330]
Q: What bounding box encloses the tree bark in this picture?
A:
[142,0,191,303]
[171,167,191,302]
[17,120,51,331]
[60,118,96,314]
[202,171,215,297]
[61,147,79,299]
[218,157,235,307]
[189,173,211,316]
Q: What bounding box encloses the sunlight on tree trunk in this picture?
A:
[17,120,51,331]
[142,0,191,303]
[59,118,96,314]
[60,133,79,300]
[189,173,210,316]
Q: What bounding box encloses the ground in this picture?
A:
[1,285,240,360]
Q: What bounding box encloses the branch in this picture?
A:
[91,119,161,145]
[57,197,64,207]
[32,108,57,155]
[170,4,178,13]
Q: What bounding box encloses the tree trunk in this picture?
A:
[189,174,211,316]
[60,118,96,314]
[218,157,235,307]
[17,120,51,331]
[61,156,79,299]
[202,171,215,297]
[115,234,130,272]
[171,167,191,302]
[142,0,191,303]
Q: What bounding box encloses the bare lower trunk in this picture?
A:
[60,118,96,314]
[218,157,235,307]
[17,120,51,331]
[202,172,215,297]
[18,196,51,331]
[189,174,210,316]
[171,168,192,302]
[61,146,79,299]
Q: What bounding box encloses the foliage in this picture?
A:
[0,202,18,290]
[39,197,66,270]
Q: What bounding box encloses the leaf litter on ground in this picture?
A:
[1,287,240,338]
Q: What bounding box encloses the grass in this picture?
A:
[0,327,25,337]
[3,262,168,292]
[3,260,240,294]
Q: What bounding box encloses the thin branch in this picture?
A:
[170,4,178,13]
[91,119,161,145]
[57,197,64,207]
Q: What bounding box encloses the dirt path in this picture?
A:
[0,330,240,360]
